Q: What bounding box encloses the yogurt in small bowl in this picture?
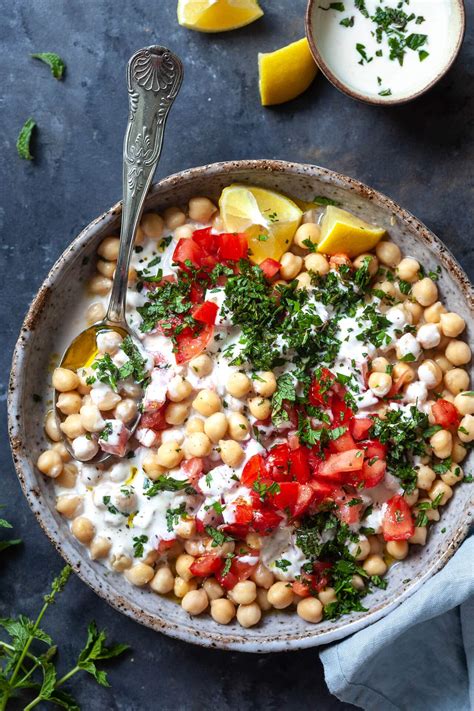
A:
[306,0,465,105]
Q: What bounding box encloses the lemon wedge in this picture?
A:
[317,206,386,257]
[219,184,303,263]
[177,0,263,32]
[258,38,318,106]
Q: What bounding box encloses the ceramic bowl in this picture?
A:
[8,160,473,652]
[305,0,466,106]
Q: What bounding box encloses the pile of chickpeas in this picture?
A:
[36,194,472,627]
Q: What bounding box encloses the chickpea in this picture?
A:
[444,368,469,395]
[227,412,250,441]
[418,360,443,389]
[167,375,193,402]
[362,554,387,576]
[71,516,95,544]
[192,389,221,416]
[226,372,251,399]
[55,462,78,488]
[98,236,120,261]
[386,540,409,560]
[175,224,194,240]
[113,398,138,425]
[295,271,312,289]
[165,402,189,426]
[109,554,131,572]
[440,312,465,338]
[416,464,436,490]
[247,396,271,420]
[414,498,440,522]
[90,537,112,560]
[371,356,390,373]
[424,301,446,324]
[445,340,471,366]
[93,390,121,412]
[96,259,115,279]
[428,480,453,507]
[458,414,474,443]
[175,553,195,581]
[142,453,166,480]
[441,463,464,487]
[37,450,63,478]
[409,527,427,545]
[294,222,321,249]
[185,432,212,457]
[304,253,330,275]
[376,241,401,267]
[156,440,184,469]
[375,280,397,298]
[219,440,244,468]
[454,392,474,416]
[368,371,392,397]
[44,410,62,442]
[396,257,420,283]
[185,417,205,435]
[353,253,379,276]
[267,581,293,609]
[180,589,208,615]
[189,353,213,377]
[411,277,438,306]
[174,577,198,598]
[52,368,80,393]
[236,602,261,628]
[163,206,186,229]
[175,518,196,540]
[417,323,441,350]
[52,442,71,462]
[251,563,274,589]
[404,301,423,324]
[203,578,224,600]
[147,566,174,594]
[184,540,205,556]
[392,362,416,385]
[210,598,235,624]
[125,563,154,587]
[71,435,99,461]
[56,495,82,519]
[229,580,257,605]
[89,274,112,295]
[60,414,86,440]
[141,211,164,239]
[86,302,106,325]
[188,196,217,223]
[56,391,82,416]
[279,252,302,280]
[404,488,419,507]
[368,535,383,555]
[245,532,262,550]
[201,412,226,443]
[351,575,365,591]
[452,439,467,463]
[297,597,323,623]
[256,588,272,611]
[253,371,277,397]
[354,538,371,561]
[318,587,337,605]
[430,429,453,459]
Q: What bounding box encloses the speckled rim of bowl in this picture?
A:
[305,0,466,106]
[8,159,474,652]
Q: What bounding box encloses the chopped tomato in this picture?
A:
[356,458,386,489]
[192,227,217,254]
[331,396,353,425]
[251,506,282,534]
[156,538,176,555]
[382,494,415,541]
[289,447,311,483]
[292,563,332,597]
[362,439,387,461]
[175,323,214,364]
[332,488,364,525]
[189,281,205,304]
[216,233,248,261]
[233,499,254,526]
[270,481,299,512]
[287,432,300,450]
[190,553,222,577]
[266,443,292,481]
[329,253,352,269]
[216,553,258,590]
[172,237,203,269]
[292,579,313,598]
[309,368,335,406]
[241,454,269,487]
[349,417,374,441]
[259,258,281,279]
[292,484,316,518]
[432,399,461,430]
[319,449,365,478]
[308,479,337,502]
[192,301,219,325]
[140,406,168,432]
[329,429,356,453]
[181,458,204,487]
[387,369,412,398]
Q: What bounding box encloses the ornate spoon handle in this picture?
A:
[107,46,183,324]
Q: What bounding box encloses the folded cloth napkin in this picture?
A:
[320,534,473,711]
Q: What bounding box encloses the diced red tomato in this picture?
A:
[349,417,374,441]
[259,258,281,279]
[309,368,336,406]
[140,406,168,432]
[266,443,292,481]
[308,479,337,502]
[356,458,386,489]
[216,554,258,590]
[329,253,352,269]
[190,553,222,577]
[192,227,217,254]
[175,323,214,364]
[331,396,353,425]
[181,458,204,487]
[292,484,316,518]
[332,488,364,525]
[270,481,299,512]
[172,238,203,269]
[189,281,205,304]
[362,439,388,461]
[319,449,365,478]
[382,494,415,541]
[192,300,219,325]
[233,499,254,526]
[432,399,461,430]
[156,538,176,555]
[216,233,248,261]
[241,454,269,487]
[251,506,282,533]
[99,422,130,457]
[289,447,311,483]
[387,369,412,398]
[292,562,332,597]
[281,401,299,428]
[329,429,356,453]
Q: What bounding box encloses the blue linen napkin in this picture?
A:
[320,534,474,711]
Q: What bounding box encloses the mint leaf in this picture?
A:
[16,118,36,160]
[32,52,66,79]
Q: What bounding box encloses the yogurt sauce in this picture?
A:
[315,0,456,101]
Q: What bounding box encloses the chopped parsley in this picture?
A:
[205,526,234,547]
[165,504,187,533]
[144,475,195,497]
[132,535,148,557]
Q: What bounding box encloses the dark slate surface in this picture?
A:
[1,1,472,709]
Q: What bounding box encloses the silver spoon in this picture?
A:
[55,46,183,463]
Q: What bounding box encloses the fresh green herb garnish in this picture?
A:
[205,526,233,547]
[99,422,113,442]
[31,52,66,79]
[340,16,354,27]
[165,504,187,533]
[132,534,148,557]
[144,475,194,497]
[312,195,342,206]
[274,559,292,571]
[0,505,21,553]
[16,118,36,160]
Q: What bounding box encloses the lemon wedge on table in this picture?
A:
[258,38,318,106]
[317,206,386,258]
[177,0,263,32]
[219,184,303,263]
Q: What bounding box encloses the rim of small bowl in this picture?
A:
[305,0,466,106]
[8,159,474,652]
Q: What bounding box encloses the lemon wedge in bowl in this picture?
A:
[258,38,318,106]
[177,0,263,32]
[219,184,303,263]
[317,206,386,257]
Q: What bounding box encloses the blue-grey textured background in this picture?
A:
[1,1,473,709]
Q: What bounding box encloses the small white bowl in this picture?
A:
[306,0,465,105]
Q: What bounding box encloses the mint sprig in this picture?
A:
[31,52,66,80]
